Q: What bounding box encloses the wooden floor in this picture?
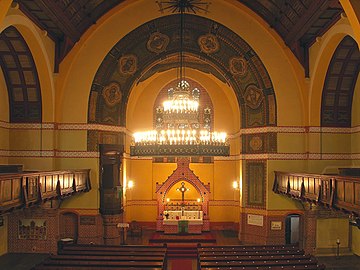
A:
[0,229,359,270]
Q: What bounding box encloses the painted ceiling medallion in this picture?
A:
[119,54,137,75]
[229,56,248,76]
[147,32,170,54]
[102,82,122,107]
[198,33,220,54]
[244,85,263,109]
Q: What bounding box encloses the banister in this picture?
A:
[0,169,91,214]
[274,171,360,217]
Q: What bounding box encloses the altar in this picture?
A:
[163,210,203,234]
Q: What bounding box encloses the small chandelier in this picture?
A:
[130,0,229,157]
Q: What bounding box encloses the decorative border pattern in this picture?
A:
[0,121,359,159]
[1,121,360,135]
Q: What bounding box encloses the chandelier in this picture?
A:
[130,0,229,157]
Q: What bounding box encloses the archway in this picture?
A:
[59,212,79,243]
[155,158,210,233]
[285,214,301,245]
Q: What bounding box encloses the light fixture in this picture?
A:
[232,180,239,190]
[130,0,229,157]
[127,180,134,189]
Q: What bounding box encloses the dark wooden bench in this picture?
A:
[32,244,167,270]
[198,244,299,252]
[61,244,166,252]
[49,254,165,262]
[33,266,162,270]
[198,249,305,256]
[202,265,325,270]
[200,257,320,268]
[199,254,312,261]
[35,259,164,268]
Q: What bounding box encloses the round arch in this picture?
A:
[1,13,55,122]
[309,21,356,126]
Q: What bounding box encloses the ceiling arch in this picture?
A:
[0,26,42,123]
[88,14,276,130]
[321,35,360,127]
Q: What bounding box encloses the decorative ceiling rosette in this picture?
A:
[147,32,170,54]
[119,54,137,76]
[244,84,264,109]
[198,33,220,54]
[229,56,248,77]
[102,82,122,107]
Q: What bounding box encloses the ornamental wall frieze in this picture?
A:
[0,150,358,160]
[2,122,359,136]
[118,54,137,76]
[147,32,170,54]
[198,33,220,54]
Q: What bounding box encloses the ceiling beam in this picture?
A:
[284,0,330,46]
[35,0,81,43]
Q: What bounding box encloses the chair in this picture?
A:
[129,220,142,237]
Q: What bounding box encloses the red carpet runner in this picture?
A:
[170,259,193,270]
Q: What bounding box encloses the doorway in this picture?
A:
[285,214,300,245]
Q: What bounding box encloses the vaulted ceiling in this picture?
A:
[17,0,344,74]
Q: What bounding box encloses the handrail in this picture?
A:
[0,169,91,214]
[273,171,360,217]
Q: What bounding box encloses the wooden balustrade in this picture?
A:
[273,171,360,217]
[0,169,91,214]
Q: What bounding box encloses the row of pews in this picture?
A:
[31,244,168,270]
[197,244,325,269]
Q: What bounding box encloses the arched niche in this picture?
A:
[155,158,210,232]
[88,14,277,152]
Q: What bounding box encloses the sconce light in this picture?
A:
[197,198,201,203]
[127,180,134,189]
[166,198,170,203]
[232,180,239,190]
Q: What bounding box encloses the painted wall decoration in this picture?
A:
[88,14,277,151]
[147,32,170,54]
[245,161,266,207]
[119,55,137,76]
[198,34,220,54]
[102,82,122,107]
[18,219,47,240]
[229,56,247,76]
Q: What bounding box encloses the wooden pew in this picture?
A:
[36,259,164,268]
[199,253,312,261]
[33,244,167,270]
[203,266,325,270]
[197,244,325,270]
[199,249,305,256]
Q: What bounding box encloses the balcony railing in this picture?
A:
[273,171,360,217]
[0,169,91,214]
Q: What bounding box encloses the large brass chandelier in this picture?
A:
[130,0,229,157]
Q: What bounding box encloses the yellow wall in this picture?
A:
[352,226,360,256]
[0,66,9,164]
[0,215,8,255]
[316,218,349,251]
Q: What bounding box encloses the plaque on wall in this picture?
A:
[80,216,96,225]
[271,221,282,230]
[247,214,263,227]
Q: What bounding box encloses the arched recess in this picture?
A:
[1,13,56,123]
[155,158,210,231]
[0,26,42,123]
[59,211,79,243]
[321,36,360,127]
[87,14,277,152]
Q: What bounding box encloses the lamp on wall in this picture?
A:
[232,180,240,190]
[130,0,229,157]
[127,180,134,189]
